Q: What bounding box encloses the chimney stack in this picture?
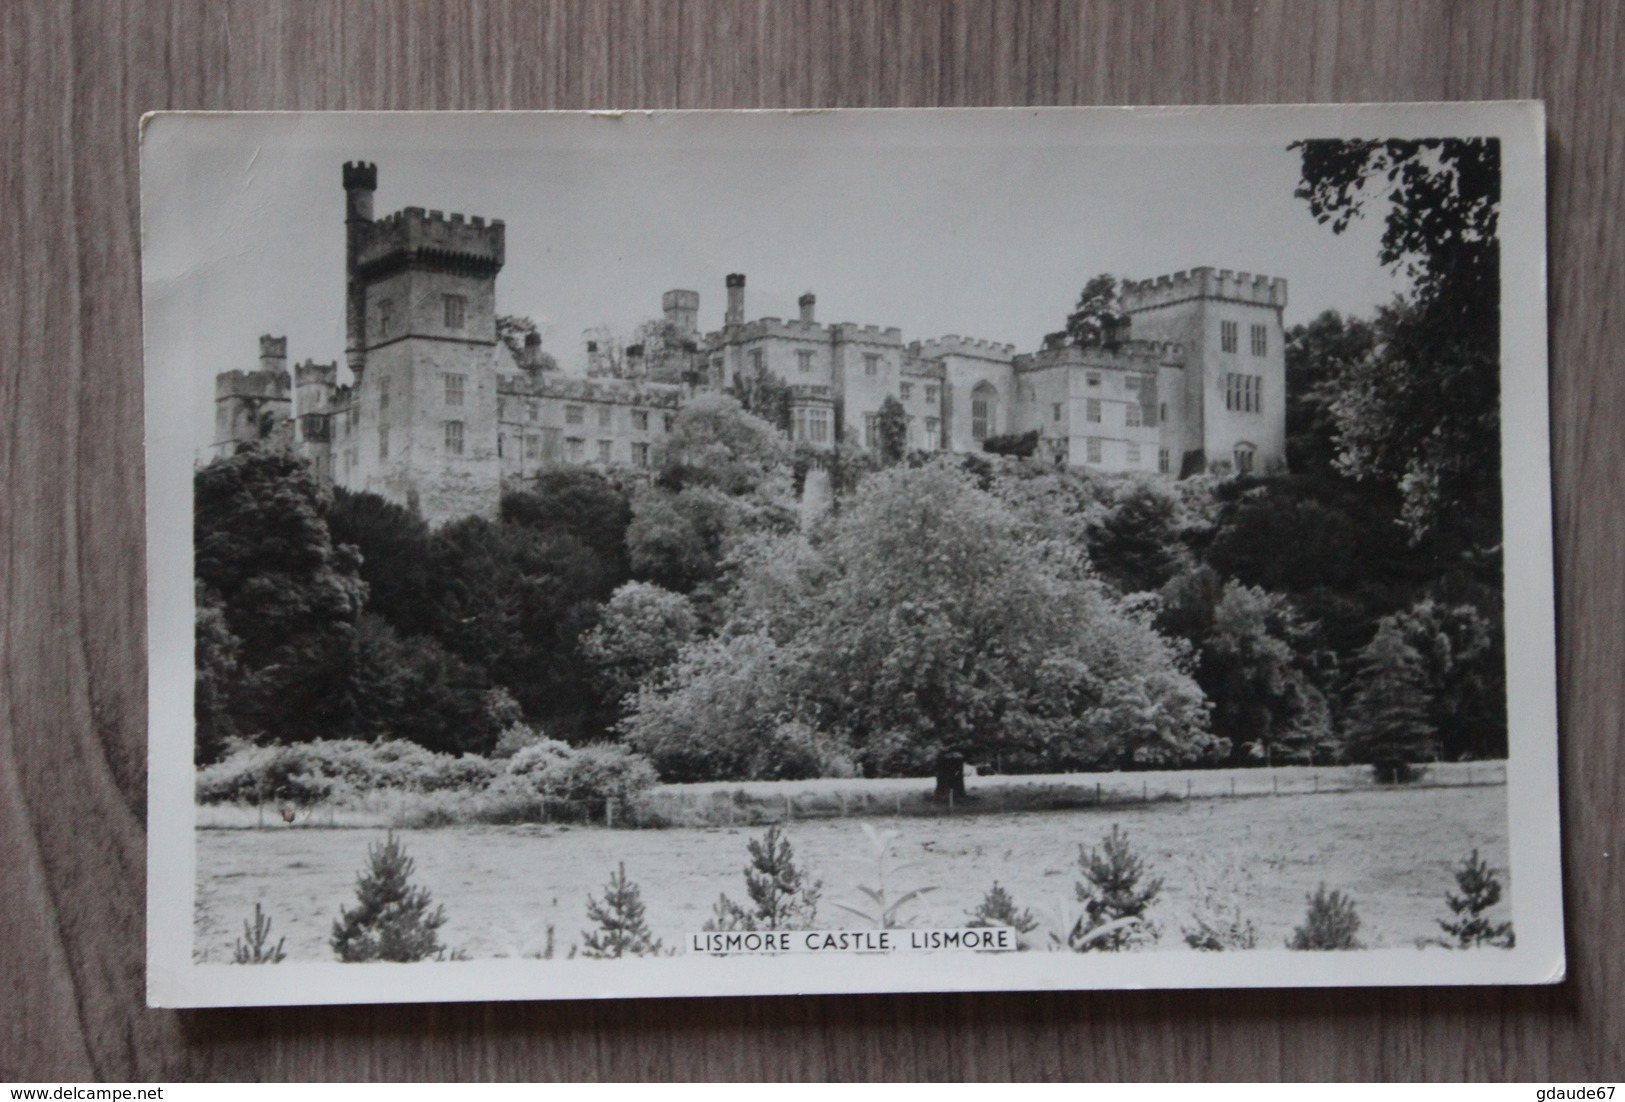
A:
[725,273,746,326]
[799,293,816,323]
[521,331,543,369]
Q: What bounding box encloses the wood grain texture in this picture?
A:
[2,0,1620,1082]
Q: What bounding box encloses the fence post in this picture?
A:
[1230,777,1236,798]
[1142,780,1148,802]
[1186,778,1192,800]
[1273,774,1278,796]
[1313,774,1319,794]
[786,794,793,821]
[1096,781,1102,805]
[606,797,617,829]
[948,789,954,814]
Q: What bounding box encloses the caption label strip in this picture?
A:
[689,928,1017,955]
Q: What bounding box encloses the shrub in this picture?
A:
[1288,884,1363,950]
[491,722,549,760]
[1070,825,1162,951]
[196,739,499,806]
[581,863,663,958]
[705,824,822,932]
[232,903,287,964]
[1433,849,1515,949]
[967,882,1038,945]
[831,824,936,930]
[506,740,658,820]
[747,720,855,781]
[331,833,447,962]
[1180,854,1260,951]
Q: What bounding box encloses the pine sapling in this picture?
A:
[232,902,287,964]
[966,882,1038,947]
[1071,825,1163,952]
[331,832,447,962]
[581,863,664,958]
[705,824,823,932]
[1435,849,1515,948]
[1288,884,1363,950]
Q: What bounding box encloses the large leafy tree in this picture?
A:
[1065,273,1127,346]
[1283,310,1376,477]
[326,488,433,636]
[580,581,698,713]
[193,446,365,747]
[502,470,633,584]
[1290,137,1501,545]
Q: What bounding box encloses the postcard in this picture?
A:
[142,104,1561,1006]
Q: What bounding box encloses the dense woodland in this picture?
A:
[194,137,1507,784]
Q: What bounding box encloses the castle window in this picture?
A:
[808,408,830,444]
[1052,402,1062,422]
[863,413,879,449]
[378,423,390,460]
[598,406,611,428]
[379,376,390,412]
[444,373,465,406]
[1127,441,1141,466]
[924,417,939,445]
[526,400,539,422]
[632,410,649,431]
[1160,401,1168,423]
[497,434,504,458]
[377,299,394,338]
[525,434,540,460]
[1086,372,1101,387]
[597,440,613,464]
[1126,404,1144,427]
[1250,324,1267,356]
[924,385,939,403]
[541,428,561,460]
[1086,398,1102,423]
[444,420,464,456]
[749,349,764,374]
[797,350,815,373]
[1124,375,1142,392]
[1234,444,1256,475]
[566,437,585,463]
[664,413,675,432]
[566,404,584,425]
[443,294,466,330]
[900,382,913,400]
[632,442,650,468]
[1225,373,1263,413]
[971,383,997,441]
[1086,437,1102,464]
[864,354,881,376]
[1158,448,1171,474]
[1221,320,1239,353]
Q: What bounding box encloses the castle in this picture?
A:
[213,162,1288,526]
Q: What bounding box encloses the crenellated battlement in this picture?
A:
[1120,267,1288,313]
[215,369,291,400]
[725,317,832,343]
[498,374,684,409]
[295,359,339,387]
[831,322,904,344]
[357,205,506,276]
[908,335,1017,362]
[1012,339,1184,374]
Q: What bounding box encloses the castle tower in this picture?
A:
[663,289,700,334]
[341,162,507,524]
[1120,268,1288,476]
[212,339,292,458]
[343,161,377,383]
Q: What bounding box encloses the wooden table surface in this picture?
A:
[2,0,1621,1082]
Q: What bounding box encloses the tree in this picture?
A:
[1086,477,1191,594]
[331,833,447,962]
[1343,619,1438,782]
[1291,138,1501,544]
[625,485,730,594]
[876,394,909,463]
[194,582,242,765]
[326,487,432,636]
[348,614,507,756]
[729,359,794,433]
[194,447,365,746]
[1433,850,1514,949]
[966,883,1038,937]
[501,470,633,583]
[1288,884,1363,950]
[580,581,698,710]
[1283,310,1376,477]
[581,863,663,958]
[1065,273,1127,347]
[1070,826,1162,952]
[980,430,1040,458]
[654,391,788,495]
[497,314,557,371]
[704,824,823,932]
[1383,598,1505,760]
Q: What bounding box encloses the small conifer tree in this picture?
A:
[704,824,822,932]
[1071,825,1163,951]
[1288,884,1363,950]
[582,863,663,958]
[876,395,909,464]
[1344,620,1438,783]
[967,882,1039,938]
[232,902,287,964]
[331,832,447,962]
[1436,849,1515,948]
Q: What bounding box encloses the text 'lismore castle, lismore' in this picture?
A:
[213,162,1288,526]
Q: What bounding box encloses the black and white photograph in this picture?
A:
[141,104,1561,1007]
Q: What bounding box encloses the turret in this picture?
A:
[725,273,746,326]
[799,292,816,324]
[663,289,700,334]
[259,334,288,374]
[343,160,377,380]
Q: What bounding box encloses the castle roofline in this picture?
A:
[498,373,684,407]
[1120,267,1288,312]
[1012,339,1185,373]
[908,335,1017,362]
[356,204,506,277]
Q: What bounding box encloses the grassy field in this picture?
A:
[194,778,1510,962]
